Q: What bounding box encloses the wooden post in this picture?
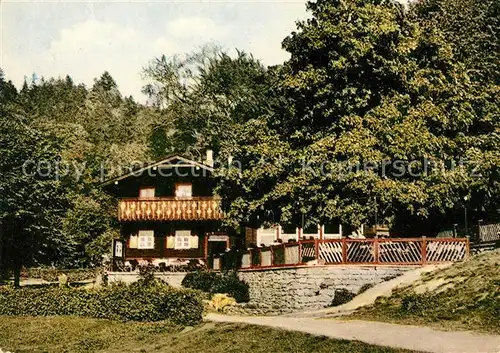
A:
[374,237,379,264]
[342,238,347,263]
[298,240,302,264]
[465,236,470,258]
[422,236,427,265]
[314,238,320,260]
[276,225,281,242]
[319,225,324,240]
[204,234,209,261]
[298,227,302,240]
[270,246,275,266]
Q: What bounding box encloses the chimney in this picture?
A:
[204,150,214,167]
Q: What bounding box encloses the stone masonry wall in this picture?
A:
[238,265,414,312]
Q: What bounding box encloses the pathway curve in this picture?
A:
[206,313,500,353]
[287,264,451,318]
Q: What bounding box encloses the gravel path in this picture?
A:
[206,313,500,353]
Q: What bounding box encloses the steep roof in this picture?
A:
[99,154,214,187]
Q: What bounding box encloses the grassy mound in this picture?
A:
[0,316,420,353]
[351,250,500,333]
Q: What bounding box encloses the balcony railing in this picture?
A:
[219,237,470,270]
[118,197,223,221]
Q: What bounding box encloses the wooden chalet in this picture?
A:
[101,151,230,267]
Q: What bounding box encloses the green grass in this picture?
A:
[348,250,500,334]
[0,316,419,353]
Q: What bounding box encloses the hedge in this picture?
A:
[182,271,250,303]
[20,267,102,282]
[0,281,203,326]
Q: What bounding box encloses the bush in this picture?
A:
[0,281,203,326]
[206,293,237,312]
[181,271,218,292]
[219,248,242,271]
[182,271,250,303]
[358,283,374,295]
[273,247,285,265]
[21,267,102,282]
[400,293,433,315]
[330,288,356,307]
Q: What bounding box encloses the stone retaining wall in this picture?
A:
[237,265,414,312]
[108,265,414,313]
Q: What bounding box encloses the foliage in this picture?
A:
[412,0,500,84]
[136,263,168,287]
[217,0,500,235]
[205,293,237,312]
[20,267,103,283]
[181,270,250,303]
[357,283,375,295]
[181,271,219,292]
[273,246,285,265]
[330,288,356,307]
[0,69,160,272]
[60,192,117,267]
[1,0,499,272]
[0,281,203,325]
[219,248,243,271]
[0,95,71,285]
[142,45,274,158]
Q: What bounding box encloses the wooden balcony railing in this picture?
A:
[118,197,223,221]
[225,237,470,270]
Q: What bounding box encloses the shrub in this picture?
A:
[206,293,237,312]
[181,271,218,292]
[210,272,250,303]
[219,248,242,271]
[358,283,374,295]
[400,293,433,315]
[182,271,250,303]
[330,288,356,307]
[21,267,102,282]
[273,247,285,265]
[0,281,203,326]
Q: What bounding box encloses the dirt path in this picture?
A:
[206,313,500,353]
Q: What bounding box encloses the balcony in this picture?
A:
[118,197,223,221]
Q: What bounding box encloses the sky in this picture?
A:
[0,0,310,103]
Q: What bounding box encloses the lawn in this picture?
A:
[0,316,419,353]
[347,250,500,334]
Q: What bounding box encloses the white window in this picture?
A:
[138,230,154,249]
[175,230,191,249]
[175,183,192,198]
[139,187,155,198]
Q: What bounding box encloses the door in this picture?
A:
[206,233,229,269]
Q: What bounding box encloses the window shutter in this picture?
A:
[189,235,199,249]
[129,235,138,249]
[166,236,175,249]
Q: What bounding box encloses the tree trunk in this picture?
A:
[13,264,21,289]
[0,219,4,285]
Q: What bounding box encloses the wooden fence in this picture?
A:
[236,237,469,270]
[478,223,500,242]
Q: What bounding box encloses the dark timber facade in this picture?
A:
[101,153,230,265]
